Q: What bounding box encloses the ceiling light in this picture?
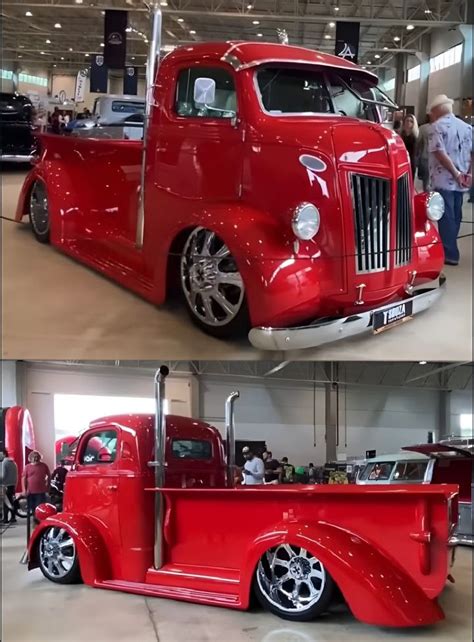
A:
[40,51,45,55]
[100,43,104,47]
[101,10,105,15]
[69,47,73,51]
[257,33,263,37]
[334,6,340,10]
[324,34,331,39]
[131,56,135,60]
[383,46,388,50]
[53,64,57,67]
[407,24,415,30]
[61,56,64,60]
[252,20,260,24]
[189,30,196,34]
[367,61,372,64]
[18,55,23,58]
[329,21,335,27]
[374,54,381,58]
[75,0,83,3]
[19,45,24,48]
[85,53,90,57]
[54,22,62,28]
[177,17,184,22]
[160,0,168,4]
[247,3,253,8]
[25,10,33,16]
[46,39,51,44]
[419,360,427,365]
[393,36,401,42]
[424,8,432,13]
[126,27,132,32]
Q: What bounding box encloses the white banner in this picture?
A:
[74,69,87,103]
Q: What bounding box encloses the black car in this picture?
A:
[0,92,36,162]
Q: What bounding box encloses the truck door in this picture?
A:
[153,63,243,203]
[66,428,121,541]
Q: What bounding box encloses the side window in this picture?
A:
[175,67,236,119]
[328,75,366,120]
[393,461,428,481]
[171,439,212,460]
[80,429,118,465]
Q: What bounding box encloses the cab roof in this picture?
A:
[89,413,222,441]
[365,451,429,463]
[166,41,378,83]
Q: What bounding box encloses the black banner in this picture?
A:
[335,22,360,64]
[90,54,108,93]
[123,66,138,95]
[104,10,127,69]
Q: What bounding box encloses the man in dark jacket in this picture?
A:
[0,448,18,524]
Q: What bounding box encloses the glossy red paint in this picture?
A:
[28,413,458,627]
[16,42,444,339]
[1,406,36,492]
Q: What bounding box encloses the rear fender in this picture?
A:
[160,205,322,326]
[240,520,444,627]
[28,513,113,585]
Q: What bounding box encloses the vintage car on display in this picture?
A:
[0,92,36,163]
[28,367,459,628]
[16,37,447,351]
[357,440,473,546]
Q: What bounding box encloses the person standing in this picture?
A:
[262,450,281,484]
[22,451,51,522]
[0,448,18,524]
[241,447,264,485]
[280,457,295,484]
[49,459,68,511]
[400,114,419,178]
[428,94,472,266]
[416,115,432,191]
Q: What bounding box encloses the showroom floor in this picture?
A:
[2,167,472,361]
[1,523,472,642]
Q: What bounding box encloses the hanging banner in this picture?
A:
[123,66,138,95]
[335,22,360,64]
[90,54,108,93]
[104,10,127,69]
[74,69,88,103]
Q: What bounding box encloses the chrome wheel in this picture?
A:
[180,228,245,327]
[29,180,49,237]
[257,544,326,613]
[39,527,76,580]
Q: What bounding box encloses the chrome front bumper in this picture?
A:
[1,154,33,163]
[249,275,446,351]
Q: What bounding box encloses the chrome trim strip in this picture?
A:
[248,275,446,351]
[0,154,33,162]
[233,56,378,80]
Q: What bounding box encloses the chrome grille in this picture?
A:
[395,172,413,266]
[351,174,390,273]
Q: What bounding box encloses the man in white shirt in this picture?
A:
[241,447,264,485]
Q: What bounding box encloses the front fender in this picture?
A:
[160,204,322,327]
[239,520,444,627]
[28,512,113,586]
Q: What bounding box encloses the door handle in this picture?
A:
[106,485,118,491]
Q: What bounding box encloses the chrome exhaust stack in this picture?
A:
[149,364,169,569]
[225,391,239,488]
[136,1,162,247]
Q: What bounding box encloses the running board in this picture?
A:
[96,579,243,609]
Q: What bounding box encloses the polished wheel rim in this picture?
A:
[29,181,49,236]
[257,544,326,613]
[39,527,76,578]
[181,228,244,327]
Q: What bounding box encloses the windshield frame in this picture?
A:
[252,64,397,120]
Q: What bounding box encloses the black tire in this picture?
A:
[180,227,250,339]
[253,544,335,622]
[28,180,50,243]
[14,496,28,519]
[38,526,82,584]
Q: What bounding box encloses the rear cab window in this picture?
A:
[171,439,212,460]
[359,461,394,481]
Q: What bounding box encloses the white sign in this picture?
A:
[74,69,88,103]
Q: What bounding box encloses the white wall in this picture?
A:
[23,364,194,469]
[1,361,18,408]
[450,390,473,437]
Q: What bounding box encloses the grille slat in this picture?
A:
[351,174,390,273]
[396,173,412,266]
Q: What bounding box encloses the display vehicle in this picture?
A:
[28,367,459,627]
[16,27,446,351]
[0,92,36,162]
[357,441,473,546]
[0,406,36,492]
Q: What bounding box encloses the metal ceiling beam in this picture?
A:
[405,362,472,384]
[1,4,462,27]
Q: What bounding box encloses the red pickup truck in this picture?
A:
[29,367,458,628]
[16,41,445,350]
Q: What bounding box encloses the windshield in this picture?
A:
[255,66,396,123]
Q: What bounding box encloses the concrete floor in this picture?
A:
[1,522,472,642]
[2,167,472,360]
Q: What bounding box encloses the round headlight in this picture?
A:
[292,202,320,240]
[426,192,445,221]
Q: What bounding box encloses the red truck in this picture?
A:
[29,367,458,628]
[15,39,446,351]
[1,406,36,492]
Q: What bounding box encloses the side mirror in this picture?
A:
[194,77,216,107]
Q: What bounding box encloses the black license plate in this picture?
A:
[373,300,413,334]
